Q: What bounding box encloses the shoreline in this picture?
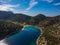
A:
[36,28,43,45]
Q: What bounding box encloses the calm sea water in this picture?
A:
[0,26,42,45]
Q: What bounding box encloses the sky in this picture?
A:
[0,0,60,16]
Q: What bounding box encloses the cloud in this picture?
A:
[0,0,12,3]
[42,0,53,3]
[26,0,38,11]
[54,3,60,6]
[0,4,20,12]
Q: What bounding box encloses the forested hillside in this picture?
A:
[0,21,23,40]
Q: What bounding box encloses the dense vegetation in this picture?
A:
[0,21,23,40]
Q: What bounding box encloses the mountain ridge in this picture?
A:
[0,11,60,45]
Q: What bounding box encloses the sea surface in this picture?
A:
[0,26,42,45]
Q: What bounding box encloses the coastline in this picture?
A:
[36,28,43,45]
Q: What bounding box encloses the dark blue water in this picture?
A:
[4,26,42,45]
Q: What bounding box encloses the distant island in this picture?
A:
[0,11,60,45]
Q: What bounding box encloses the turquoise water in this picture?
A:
[4,26,42,45]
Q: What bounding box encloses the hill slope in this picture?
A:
[37,15,60,45]
[0,21,23,40]
[0,11,60,45]
[0,11,32,23]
